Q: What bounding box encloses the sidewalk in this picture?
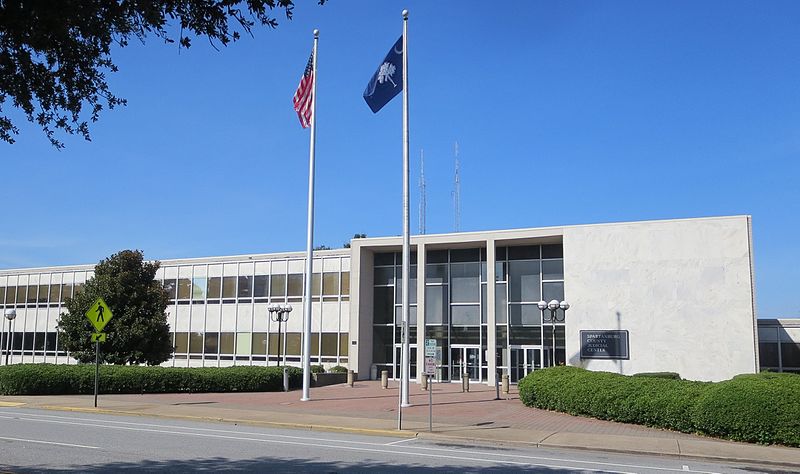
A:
[2,380,799,469]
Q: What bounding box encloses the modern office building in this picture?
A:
[1,215,792,382]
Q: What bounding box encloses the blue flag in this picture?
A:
[363,36,403,113]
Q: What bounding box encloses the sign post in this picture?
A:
[424,339,437,432]
[85,298,113,408]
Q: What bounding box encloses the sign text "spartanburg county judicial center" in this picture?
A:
[580,330,630,360]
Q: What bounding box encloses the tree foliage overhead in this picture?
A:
[0,0,320,148]
[57,249,172,365]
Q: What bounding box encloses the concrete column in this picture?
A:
[486,239,497,385]
[415,243,426,383]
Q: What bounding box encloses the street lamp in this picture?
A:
[4,309,16,366]
[268,303,292,392]
[537,299,569,367]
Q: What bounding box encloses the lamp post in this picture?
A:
[537,299,569,367]
[4,309,16,366]
[268,303,292,391]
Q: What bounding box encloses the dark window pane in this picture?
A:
[33,332,45,351]
[496,246,507,261]
[222,276,236,298]
[16,286,27,303]
[508,246,539,260]
[425,285,448,325]
[782,343,800,367]
[373,287,394,324]
[339,333,349,356]
[542,259,564,280]
[220,332,235,354]
[341,272,350,296]
[374,267,394,286]
[177,278,191,299]
[542,282,565,302]
[287,274,304,297]
[27,285,38,303]
[322,273,339,296]
[253,275,269,297]
[270,274,286,298]
[450,326,480,345]
[449,248,479,263]
[207,277,222,298]
[452,305,480,326]
[237,276,253,298]
[541,244,563,259]
[425,264,447,284]
[49,285,60,303]
[374,252,395,266]
[45,332,57,351]
[252,332,268,355]
[189,332,203,353]
[509,304,541,326]
[285,333,301,355]
[38,285,48,303]
[204,333,219,354]
[174,333,189,353]
[509,326,542,345]
[508,261,540,302]
[426,250,448,264]
[321,333,338,356]
[0,287,4,304]
[451,263,480,303]
[163,280,177,299]
[395,251,418,265]
[372,326,393,363]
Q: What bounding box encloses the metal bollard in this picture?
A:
[501,374,509,396]
[381,370,389,389]
[347,369,355,387]
[421,373,428,391]
[462,372,469,392]
[495,371,501,400]
[282,367,289,392]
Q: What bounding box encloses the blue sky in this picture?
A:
[1,1,798,318]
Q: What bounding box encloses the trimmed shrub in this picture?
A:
[633,372,681,380]
[328,365,348,373]
[519,367,800,447]
[310,364,325,374]
[0,364,302,395]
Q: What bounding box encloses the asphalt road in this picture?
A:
[0,408,785,473]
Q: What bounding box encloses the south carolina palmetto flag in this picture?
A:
[293,51,314,128]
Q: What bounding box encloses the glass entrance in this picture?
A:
[510,346,541,383]
[451,345,481,382]
[393,345,417,381]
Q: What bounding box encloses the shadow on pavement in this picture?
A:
[8,456,587,473]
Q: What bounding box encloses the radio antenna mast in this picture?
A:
[453,142,461,233]
[419,149,426,235]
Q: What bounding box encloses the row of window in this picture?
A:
[162,272,350,300]
[0,283,85,305]
[173,331,348,357]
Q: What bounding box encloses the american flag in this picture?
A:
[292,52,314,128]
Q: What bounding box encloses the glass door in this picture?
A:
[510,346,541,383]
[451,345,482,382]
[393,345,417,381]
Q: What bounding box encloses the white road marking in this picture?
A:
[385,437,416,446]
[0,435,100,449]
[0,409,721,473]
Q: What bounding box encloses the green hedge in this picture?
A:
[632,372,681,380]
[0,364,302,395]
[519,366,800,447]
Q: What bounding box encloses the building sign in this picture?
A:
[580,330,630,360]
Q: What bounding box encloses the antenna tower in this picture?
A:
[453,142,461,232]
[419,149,426,235]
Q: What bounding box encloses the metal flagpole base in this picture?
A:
[301,397,310,402]
[401,403,412,408]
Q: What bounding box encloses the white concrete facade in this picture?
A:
[1,215,760,382]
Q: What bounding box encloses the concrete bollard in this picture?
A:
[381,370,389,389]
[501,374,509,396]
[421,373,428,391]
[282,367,289,392]
[462,372,469,392]
[347,369,354,387]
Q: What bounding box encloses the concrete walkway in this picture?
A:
[2,380,798,469]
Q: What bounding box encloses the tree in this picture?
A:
[0,0,323,148]
[57,250,171,365]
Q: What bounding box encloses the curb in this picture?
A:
[36,405,418,440]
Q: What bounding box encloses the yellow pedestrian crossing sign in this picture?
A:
[85,298,113,332]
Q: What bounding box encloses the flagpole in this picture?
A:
[301,28,319,402]
[400,9,411,412]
